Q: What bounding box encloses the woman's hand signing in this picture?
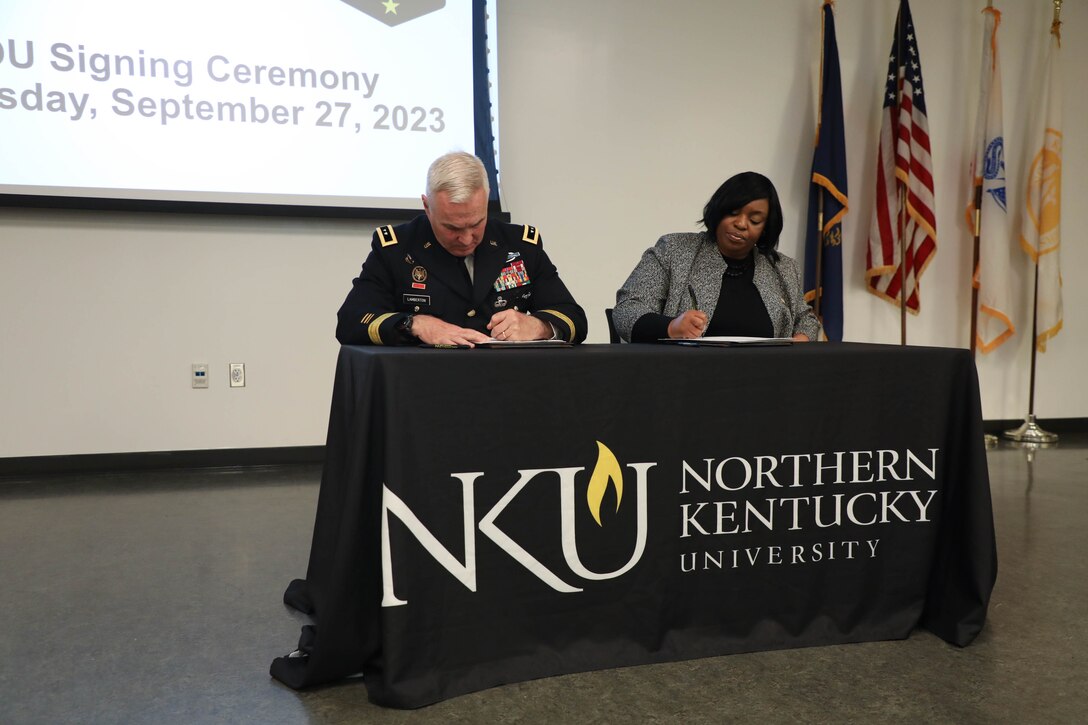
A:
[667,310,708,339]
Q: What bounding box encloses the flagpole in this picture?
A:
[1006,261,1057,443]
[1029,263,1040,418]
[813,2,827,328]
[971,73,991,445]
[970,0,992,356]
[1004,0,1061,445]
[895,4,907,346]
[814,189,824,320]
[899,188,907,345]
[970,185,982,354]
[972,181,998,447]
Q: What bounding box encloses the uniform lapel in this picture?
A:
[416,224,472,301]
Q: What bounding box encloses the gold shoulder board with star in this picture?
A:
[521,225,539,244]
[378,225,398,247]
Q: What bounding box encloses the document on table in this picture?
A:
[658,336,794,347]
[474,339,573,349]
[420,339,573,349]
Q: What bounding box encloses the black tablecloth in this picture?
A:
[272,343,997,708]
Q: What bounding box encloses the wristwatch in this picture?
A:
[397,314,415,337]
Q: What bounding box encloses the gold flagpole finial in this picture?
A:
[1052,0,1062,44]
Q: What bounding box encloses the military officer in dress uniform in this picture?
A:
[336,152,588,347]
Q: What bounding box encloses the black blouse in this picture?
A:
[703,253,773,338]
[629,252,773,342]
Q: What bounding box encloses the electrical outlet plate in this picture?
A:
[229,363,245,388]
[192,363,209,389]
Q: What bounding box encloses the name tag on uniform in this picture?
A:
[403,294,431,306]
[493,260,530,291]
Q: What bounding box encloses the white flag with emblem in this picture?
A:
[967,6,1014,353]
[1020,20,1063,352]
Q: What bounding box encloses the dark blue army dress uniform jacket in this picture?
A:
[336,215,588,345]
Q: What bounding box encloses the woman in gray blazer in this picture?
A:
[613,171,820,343]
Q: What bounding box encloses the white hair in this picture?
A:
[426,151,490,203]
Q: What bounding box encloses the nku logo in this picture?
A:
[339,0,446,27]
[382,442,656,607]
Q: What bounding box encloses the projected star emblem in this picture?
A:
[339,0,446,27]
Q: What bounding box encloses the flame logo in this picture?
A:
[586,441,623,526]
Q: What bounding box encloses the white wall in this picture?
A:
[1,0,1084,458]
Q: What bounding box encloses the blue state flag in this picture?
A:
[804,0,849,341]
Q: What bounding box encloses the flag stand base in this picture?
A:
[984,433,998,449]
[1003,414,1058,444]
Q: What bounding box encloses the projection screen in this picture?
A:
[0,0,500,215]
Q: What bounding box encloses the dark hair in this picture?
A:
[700,171,784,261]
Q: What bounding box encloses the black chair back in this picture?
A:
[604,308,621,343]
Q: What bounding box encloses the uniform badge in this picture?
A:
[505,251,521,263]
[405,254,415,264]
[521,225,539,244]
[494,297,508,309]
[411,266,427,290]
[489,240,499,247]
[378,225,398,247]
[493,260,531,291]
[423,241,432,249]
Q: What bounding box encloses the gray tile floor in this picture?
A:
[1,438,1085,724]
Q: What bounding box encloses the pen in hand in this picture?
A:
[686,284,707,338]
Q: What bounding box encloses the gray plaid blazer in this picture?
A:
[613,232,821,342]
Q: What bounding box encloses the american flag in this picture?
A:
[865,0,936,313]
